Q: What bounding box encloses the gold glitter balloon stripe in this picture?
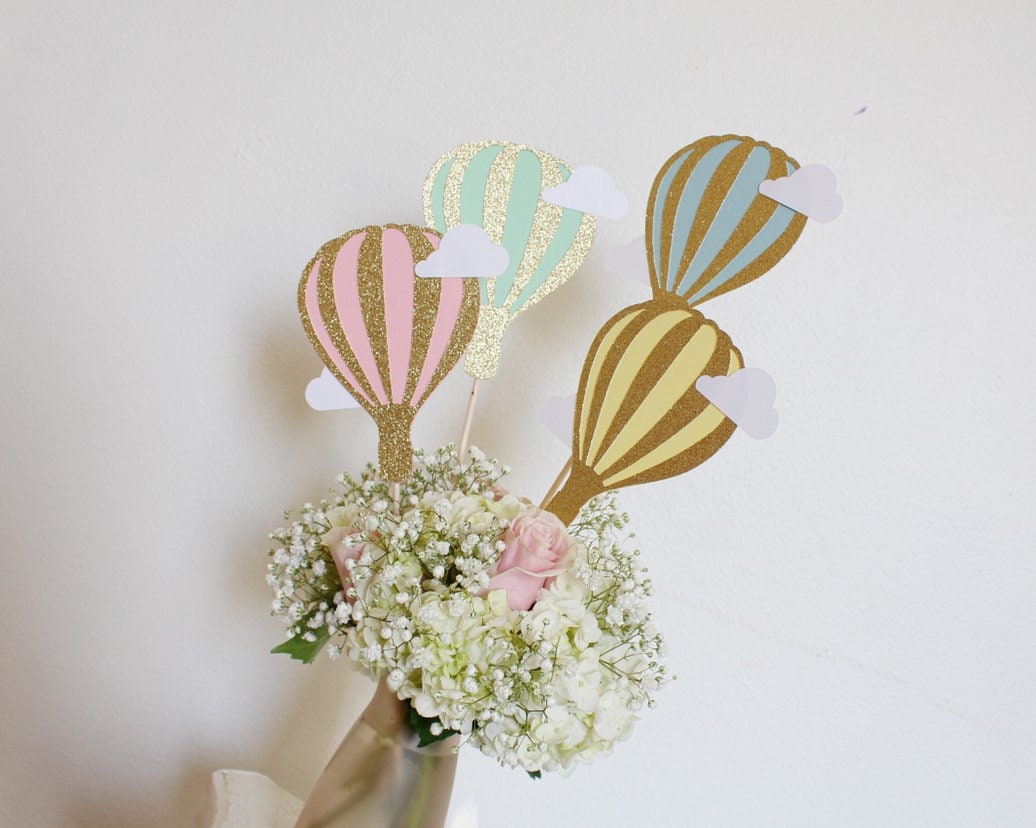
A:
[399,226,441,405]
[308,229,383,410]
[517,212,595,312]
[414,274,480,409]
[671,140,754,291]
[685,143,806,306]
[651,135,728,296]
[685,145,785,296]
[356,227,393,404]
[584,308,690,466]
[500,148,559,311]
[579,305,655,461]
[606,344,741,488]
[592,312,718,474]
[576,306,644,459]
[481,142,520,308]
[599,319,736,485]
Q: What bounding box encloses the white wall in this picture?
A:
[2,2,1034,826]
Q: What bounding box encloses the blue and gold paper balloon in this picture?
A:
[648,134,806,304]
[423,140,597,379]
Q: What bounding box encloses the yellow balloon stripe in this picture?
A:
[602,345,742,488]
[585,310,687,465]
[593,322,718,473]
[578,307,644,458]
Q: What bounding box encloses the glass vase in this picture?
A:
[293,677,458,828]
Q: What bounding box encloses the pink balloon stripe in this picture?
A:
[332,231,388,405]
[303,257,373,406]
[412,232,464,403]
[381,228,416,405]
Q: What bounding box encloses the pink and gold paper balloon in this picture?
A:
[298,224,480,481]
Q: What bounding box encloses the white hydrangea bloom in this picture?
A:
[266,446,668,775]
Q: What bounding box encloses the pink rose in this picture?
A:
[486,509,573,611]
[322,526,366,603]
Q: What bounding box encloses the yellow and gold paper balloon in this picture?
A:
[423,140,597,379]
[545,298,742,524]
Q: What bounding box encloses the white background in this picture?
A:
[2,2,1034,826]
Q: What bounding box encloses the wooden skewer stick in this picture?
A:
[456,378,481,467]
[538,456,573,511]
[389,482,400,515]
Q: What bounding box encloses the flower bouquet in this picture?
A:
[268,448,665,777]
[262,136,831,826]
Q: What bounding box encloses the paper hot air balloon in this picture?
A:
[423,140,597,379]
[298,224,480,482]
[544,135,808,522]
[545,298,743,525]
[647,134,807,305]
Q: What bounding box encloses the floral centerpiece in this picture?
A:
[267,446,667,776]
[259,133,826,827]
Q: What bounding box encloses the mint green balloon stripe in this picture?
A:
[510,166,583,312]
[665,140,740,290]
[458,146,503,229]
[650,148,693,286]
[428,158,454,233]
[684,160,798,304]
[458,146,503,304]
[494,149,542,308]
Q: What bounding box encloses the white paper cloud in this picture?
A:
[604,234,651,287]
[695,367,779,439]
[540,393,576,446]
[758,164,842,222]
[305,367,361,411]
[414,224,508,278]
[542,166,628,219]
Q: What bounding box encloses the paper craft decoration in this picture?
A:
[305,367,362,411]
[298,224,480,481]
[647,134,806,304]
[423,140,597,379]
[414,225,509,278]
[545,300,742,523]
[758,164,842,222]
[546,135,808,524]
[696,368,779,439]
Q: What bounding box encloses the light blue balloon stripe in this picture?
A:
[665,140,741,291]
[684,190,798,305]
[511,166,584,312]
[494,150,542,308]
[683,146,777,297]
[650,148,693,287]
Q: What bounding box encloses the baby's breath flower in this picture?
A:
[266,446,666,776]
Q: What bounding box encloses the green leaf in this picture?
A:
[407,703,458,748]
[270,629,330,664]
[527,770,542,780]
